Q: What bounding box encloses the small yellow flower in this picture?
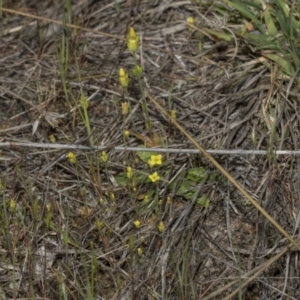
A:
[167,196,172,204]
[109,193,115,201]
[80,95,89,109]
[132,65,143,78]
[119,68,129,88]
[127,27,139,52]
[137,247,143,256]
[124,130,130,138]
[101,151,108,162]
[95,218,105,231]
[134,220,141,229]
[143,195,149,203]
[158,221,165,233]
[187,17,195,31]
[46,203,51,212]
[121,102,129,114]
[49,135,56,143]
[149,172,160,183]
[170,110,176,120]
[67,151,77,164]
[99,198,105,205]
[158,199,162,205]
[127,166,133,179]
[148,155,162,167]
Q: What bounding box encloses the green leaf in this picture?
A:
[196,194,210,207]
[208,172,217,182]
[276,13,289,37]
[177,179,192,195]
[274,0,290,18]
[263,5,278,36]
[115,174,127,187]
[204,28,232,42]
[136,145,158,163]
[263,53,295,75]
[186,167,207,183]
[225,0,266,33]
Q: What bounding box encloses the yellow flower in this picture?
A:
[167,196,172,204]
[119,68,129,88]
[187,17,195,31]
[127,27,139,52]
[124,130,130,138]
[158,221,165,233]
[80,95,89,109]
[46,204,51,212]
[170,110,176,120]
[148,154,162,167]
[67,151,77,164]
[121,102,129,114]
[101,151,108,162]
[137,247,143,256]
[127,166,133,179]
[95,218,105,231]
[49,135,56,143]
[149,172,160,183]
[132,65,143,78]
[134,220,141,229]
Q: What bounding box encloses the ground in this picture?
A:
[1,0,300,299]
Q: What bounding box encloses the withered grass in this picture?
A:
[1,0,300,299]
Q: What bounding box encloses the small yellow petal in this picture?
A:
[67,152,77,164]
[148,155,162,167]
[101,151,108,162]
[121,102,129,114]
[124,130,130,138]
[137,247,143,256]
[119,68,129,88]
[134,220,141,229]
[127,27,139,52]
[49,135,56,143]
[158,221,165,233]
[149,172,160,183]
[80,95,89,109]
[187,17,195,31]
[46,204,51,212]
[127,166,133,179]
[187,17,194,25]
[170,110,176,120]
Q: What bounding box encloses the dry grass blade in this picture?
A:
[2,0,300,298]
[201,237,299,300]
[146,91,300,251]
[223,238,300,300]
[0,7,124,41]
